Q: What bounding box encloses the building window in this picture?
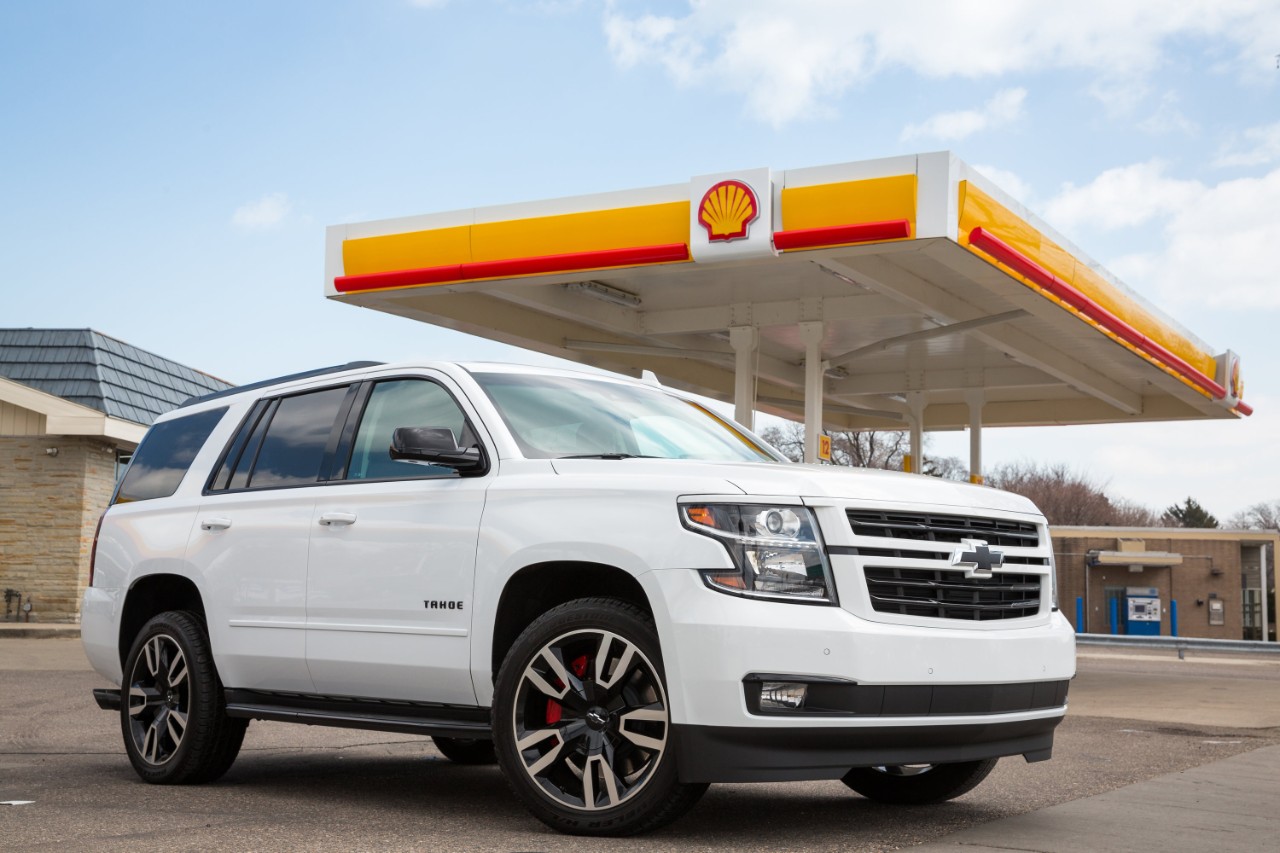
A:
[115,451,132,484]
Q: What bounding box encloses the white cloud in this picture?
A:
[231,193,292,231]
[602,0,1280,126]
[1114,167,1280,309]
[1036,160,1280,309]
[1087,77,1151,117]
[1136,92,1198,135]
[1214,121,1280,168]
[971,164,1034,204]
[901,88,1025,143]
[1041,161,1202,233]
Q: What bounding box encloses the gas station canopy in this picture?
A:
[324,152,1250,472]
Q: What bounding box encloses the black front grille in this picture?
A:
[839,547,1049,566]
[865,567,1042,621]
[848,510,1039,548]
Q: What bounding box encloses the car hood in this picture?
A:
[548,458,1042,517]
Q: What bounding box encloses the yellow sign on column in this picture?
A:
[818,434,832,462]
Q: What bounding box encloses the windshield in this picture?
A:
[471,372,782,463]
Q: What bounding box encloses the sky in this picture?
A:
[2,0,1278,521]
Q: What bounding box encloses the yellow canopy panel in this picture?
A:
[324,152,1250,432]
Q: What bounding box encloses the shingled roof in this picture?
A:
[0,329,233,426]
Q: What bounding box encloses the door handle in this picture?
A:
[200,517,233,531]
[318,512,357,527]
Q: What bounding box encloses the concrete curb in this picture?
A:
[0,625,81,639]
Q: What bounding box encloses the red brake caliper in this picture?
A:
[545,654,590,724]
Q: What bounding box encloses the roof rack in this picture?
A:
[179,361,384,408]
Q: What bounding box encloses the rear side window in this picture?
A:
[247,386,349,488]
[114,407,228,504]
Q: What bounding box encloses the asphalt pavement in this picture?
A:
[1,636,1278,851]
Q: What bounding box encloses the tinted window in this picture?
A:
[347,379,467,480]
[248,387,348,488]
[114,407,228,503]
[208,400,267,492]
[228,400,274,490]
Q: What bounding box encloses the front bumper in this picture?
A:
[640,569,1074,781]
[644,569,1076,729]
[672,713,1062,783]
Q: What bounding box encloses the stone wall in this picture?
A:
[0,436,118,622]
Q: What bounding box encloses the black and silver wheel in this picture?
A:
[842,759,997,804]
[121,610,247,784]
[492,598,706,836]
[432,735,496,765]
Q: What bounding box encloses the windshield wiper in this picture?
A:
[556,453,656,460]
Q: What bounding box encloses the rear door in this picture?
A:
[305,373,490,704]
[188,384,355,691]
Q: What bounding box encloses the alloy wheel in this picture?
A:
[126,633,190,766]
[511,628,668,812]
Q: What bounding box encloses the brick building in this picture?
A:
[1052,526,1278,642]
[0,329,230,622]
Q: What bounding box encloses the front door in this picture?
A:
[305,376,490,705]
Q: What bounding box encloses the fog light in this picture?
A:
[760,681,807,711]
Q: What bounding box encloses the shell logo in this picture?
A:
[1231,359,1243,401]
[697,180,759,243]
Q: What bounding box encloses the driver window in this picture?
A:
[347,379,469,480]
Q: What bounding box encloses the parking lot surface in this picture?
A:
[2,637,1277,851]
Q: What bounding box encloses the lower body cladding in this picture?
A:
[641,569,1075,783]
[672,679,1066,783]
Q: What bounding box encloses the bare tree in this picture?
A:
[759,422,806,463]
[1229,500,1280,530]
[1110,499,1162,527]
[985,462,1162,527]
[829,428,909,469]
[758,422,964,479]
[922,454,968,482]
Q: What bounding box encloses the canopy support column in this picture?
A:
[729,326,759,430]
[967,388,985,484]
[906,392,925,474]
[1260,545,1270,644]
[800,322,825,464]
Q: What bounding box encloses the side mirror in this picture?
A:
[389,427,487,475]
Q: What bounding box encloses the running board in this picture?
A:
[223,689,491,739]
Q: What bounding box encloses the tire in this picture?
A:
[432,736,496,765]
[842,759,998,805]
[492,597,707,836]
[120,610,248,784]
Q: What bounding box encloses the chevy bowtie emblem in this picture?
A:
[951,538,1004,577]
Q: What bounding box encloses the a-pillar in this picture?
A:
[800,322,825,463]
[729,326,759,430]
[966,388,984,484]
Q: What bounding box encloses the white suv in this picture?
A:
[82,360,1075,836]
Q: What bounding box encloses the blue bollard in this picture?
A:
[1110,597,1119,635]
[1171,599,1178,637]
[1076,597,1084,634]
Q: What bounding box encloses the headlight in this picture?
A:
[680,503,837,604]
